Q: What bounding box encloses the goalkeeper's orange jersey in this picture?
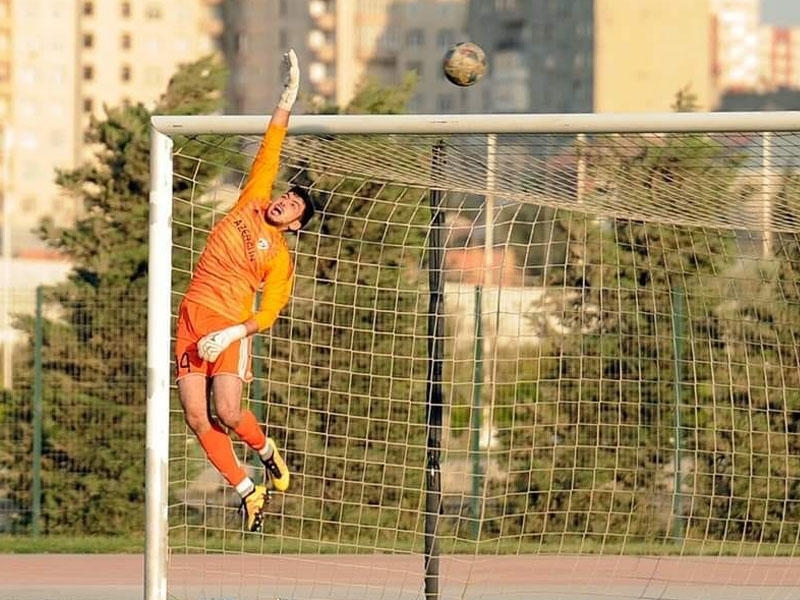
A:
[182,123,293,332]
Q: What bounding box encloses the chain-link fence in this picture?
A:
[0,287,146,535]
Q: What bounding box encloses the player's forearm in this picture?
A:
[253,273,292,332]
[270,106,290,128]
[243,318,260,336]
[252,294,290,332]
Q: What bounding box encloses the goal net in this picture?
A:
[147,112,800,600]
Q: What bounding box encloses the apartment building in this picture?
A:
[2,0,221,252]
[760,24,800,90]
[3,0,790,254]
[468,0,713,113]
[211,0,798,119]
[222,0,479,115]
[711,0,761,93]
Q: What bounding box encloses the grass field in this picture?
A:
[0,534,144,553]
[4,533,800,559]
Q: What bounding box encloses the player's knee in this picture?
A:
[215,406,241,430]
[181,408,209,435]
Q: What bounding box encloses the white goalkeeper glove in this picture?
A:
[197,324,247,363]
[278,48,299,112]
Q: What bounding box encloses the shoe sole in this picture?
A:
[249,510,264,532]
[242,489,270,532]
[264,440,290,492]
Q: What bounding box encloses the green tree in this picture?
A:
[499,118,759,544]
[2,54,231,534]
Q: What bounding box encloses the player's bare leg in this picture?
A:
[180,374,266,531]
[213,374,290,492]
[211,374,272,530]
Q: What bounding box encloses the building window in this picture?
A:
[405,29,424,48]
[121,1,131,17]
[145,4,162,19]
[278,0,288,17]
[121,33,131,50]
[82,1,94,16]
[83,97,93,113]
[436,29,455,49]
[82,33,94,49]
[82,65,94,81]
[121,64,131,82]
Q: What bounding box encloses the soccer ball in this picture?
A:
[442,42,487,87]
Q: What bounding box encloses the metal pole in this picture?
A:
[31,285,43,536]
[470,285,483,539]
[484,133,496,281]
[151,111,800,137]
[470,133,498,537]
[576,132,586,204]
[671,286,686,541]
[761,131,773,258]
[424,141,446,600]
[482,134,496,452]
[145,124,174,600]
[1,127,12,390]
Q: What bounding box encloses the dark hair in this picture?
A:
[288,185,315,230]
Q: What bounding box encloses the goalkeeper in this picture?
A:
[174,49,315,532]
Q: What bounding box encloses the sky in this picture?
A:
[761,0,800,25]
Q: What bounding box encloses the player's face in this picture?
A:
[265,191,305,231]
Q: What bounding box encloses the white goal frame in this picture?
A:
[146,110,800,600]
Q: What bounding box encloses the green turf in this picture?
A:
[2,533,798,558]
[0,534,144,553]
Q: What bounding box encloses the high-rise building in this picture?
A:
[760,25,800,90]
[222,0,479,116]
[232,1,777,117]
[468,0,713,113]
[710,0,761,93]
[3,0,780,256]
[3,0,222,253]
[594,0,712,112]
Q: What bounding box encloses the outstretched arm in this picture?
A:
[196,253,293,363]
[196,52,301,364]
[236,49,300,209]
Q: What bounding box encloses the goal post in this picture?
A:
[148,111,800,600]
[146,124,173,600]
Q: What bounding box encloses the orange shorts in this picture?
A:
[174,300,253,382]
